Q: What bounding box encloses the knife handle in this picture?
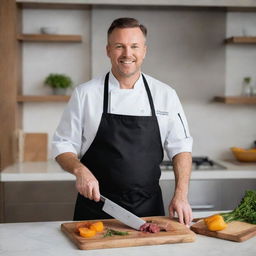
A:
[100,195,106,202]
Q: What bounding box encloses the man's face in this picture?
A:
[106,27,147,79]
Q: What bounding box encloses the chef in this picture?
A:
[52,17,193,226]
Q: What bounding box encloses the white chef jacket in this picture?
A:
[52,71,193,160]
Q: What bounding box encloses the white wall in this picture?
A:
[22,9,91,156]
[21,7,256,160]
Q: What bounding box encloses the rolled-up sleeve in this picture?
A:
[51,88,83,159]
[164,91,193,160]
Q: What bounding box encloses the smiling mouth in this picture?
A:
[120,60,135,64]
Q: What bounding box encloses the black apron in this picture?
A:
[74,73,164,220]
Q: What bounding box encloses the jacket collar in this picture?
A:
[109,70,143,91]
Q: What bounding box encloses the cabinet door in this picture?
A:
[4,181,77,223]
[0,183,4,222]
[220,179,256,210]
[188,180,222,211]
[160,178,256,216]
[160,179,223,215]
[160,180,221,216]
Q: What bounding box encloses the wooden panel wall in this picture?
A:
[0,0,22,170]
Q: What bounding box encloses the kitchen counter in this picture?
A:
[0,211,255,256]
[1,160,256,182]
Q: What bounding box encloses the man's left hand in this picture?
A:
[169,194,193,227]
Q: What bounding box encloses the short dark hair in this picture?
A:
[107,17,147,38]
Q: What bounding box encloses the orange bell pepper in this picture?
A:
[204,214,227,231]
[76,222,91,232]
[78,227,96,238]
[89,221,104,232]
[204,214,220,225]
[77,221,105,238]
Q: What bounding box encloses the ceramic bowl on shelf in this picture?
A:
[231,147,256,162]
[40,27,58,34]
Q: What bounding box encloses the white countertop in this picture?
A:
[0,211,255,256]
[1,160,256,182]
[0,161,75,182]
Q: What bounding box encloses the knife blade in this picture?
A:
[100,195,146,230]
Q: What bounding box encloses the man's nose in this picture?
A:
[123,47,132,57]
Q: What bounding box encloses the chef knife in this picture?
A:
[100,195,146,230]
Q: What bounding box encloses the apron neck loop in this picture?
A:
[142,74,156,117]
[103,72,110,114]
[103,72,156,117]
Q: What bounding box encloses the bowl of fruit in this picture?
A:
[231,147,256,162]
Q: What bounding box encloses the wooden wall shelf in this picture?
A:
[17,95,71,102]
[17,34,82,42]
[225,36,256,44]
[214,96,256,104]
[15,0,256,9]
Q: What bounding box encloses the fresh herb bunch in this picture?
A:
[44,73,73,89]
[221,190,256,224]
[103,228,129,237]
[243,77,251,84]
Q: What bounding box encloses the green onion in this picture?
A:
[103,228,129,237]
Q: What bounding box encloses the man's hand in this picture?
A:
[56,152,100,202]
[74,166,101,202]
[169,194,192,227]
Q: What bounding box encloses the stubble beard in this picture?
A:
[117,66,141,79]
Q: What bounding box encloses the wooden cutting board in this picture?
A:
[61,216,196,250]
[191,219,256,242]
[23,133,48,162]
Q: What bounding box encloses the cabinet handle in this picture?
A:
[191,204,215,210]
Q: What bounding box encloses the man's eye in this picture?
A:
[115,45,123,48]
[131,45,139,49]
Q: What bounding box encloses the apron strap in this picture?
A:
[103,72,156,117]
[103,72,110,114]
[142,74,156,117]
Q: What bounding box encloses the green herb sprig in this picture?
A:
[220,190,256,224]
[103,228,129,238]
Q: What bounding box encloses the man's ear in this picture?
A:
[106,44,110,58]
[143,45,147,59]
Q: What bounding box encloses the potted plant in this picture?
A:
[44,73,73,95]
[242,76,252,96]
